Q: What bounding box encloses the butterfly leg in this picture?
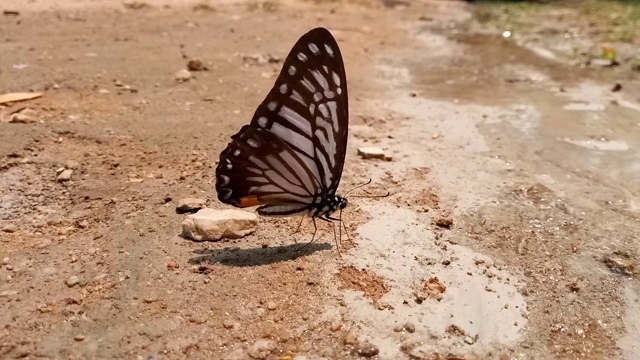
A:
[296,217,320,252]
[292,216,306,244]
[326,215,355,248]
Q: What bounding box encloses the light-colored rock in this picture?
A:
[407,344,437,360]
[181,208,257,241]
[247,339,276,360]
[9,110,37,123]
[65,160,80,170]
[2,224,17,233]
[357,147,386,160]
[57,169,73,182]
[66,276,80,287]
[175,69,191,82]
[590,58,615,67]
[176,198,206,212]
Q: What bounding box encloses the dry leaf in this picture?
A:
[0,92,43,105]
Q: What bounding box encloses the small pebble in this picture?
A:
[175,69,192,82]
[344,331,358,345]
[74,335,85,341]
[266,301,277,310]
[222,319,236,329]
[357,147,386,160]
[1,257,9,265]
[56,169,74,182]
[176,198,206,213]
[404,322,416,333]
[65,160,80,170]
[353,342,379,358]
[6,265,13,271]
[66,276,80,287]
[2,224,18,233]
[330,320,342,332]
[187,58,208,71]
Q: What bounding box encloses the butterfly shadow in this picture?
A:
[188,242,332,267]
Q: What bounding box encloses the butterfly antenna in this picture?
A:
[344,179,391,198]
[348,191,391,198]
[343,178,373,196]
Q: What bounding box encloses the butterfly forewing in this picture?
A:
[216,27,348,216]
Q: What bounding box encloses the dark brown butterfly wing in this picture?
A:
[216,27,348,215]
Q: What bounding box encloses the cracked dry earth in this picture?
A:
[1,0,639,359]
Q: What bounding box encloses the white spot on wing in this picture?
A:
[233,149,241,156]
[221,188,232,200]
[332,72,341,86]
[257,117,268,128]
[327,101,339,129]
[247,138,260,148]
[313,92,323,102]
[279,83,288,94]
[267,101,277,111]
[308,42,320,54]
[291,90,306,106]
[318,103,329,119]
[219,175,230,186]
[288,65,296,75]
[301,77,315,93]
[297,52,307,62]
[337,87,342,95]
[324,44,334,56]
[309,103,315,114]
[324,90,335,99]
[311,70,329,91]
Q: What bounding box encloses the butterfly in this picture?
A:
[215,27,351,242]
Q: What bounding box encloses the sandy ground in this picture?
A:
[1,0,639,359]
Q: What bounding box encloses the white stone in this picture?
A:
[56,169,73,182]
[247,339,276,360]
[357,146,386,160]
[175,69,191,82]
[181,208,257,241]
[176,198,206,212]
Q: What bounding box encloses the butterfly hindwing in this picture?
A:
[216,27,348,216]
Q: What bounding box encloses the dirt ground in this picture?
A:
[1,0,639,359]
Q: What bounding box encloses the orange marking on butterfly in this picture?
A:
[238,196,262,207]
